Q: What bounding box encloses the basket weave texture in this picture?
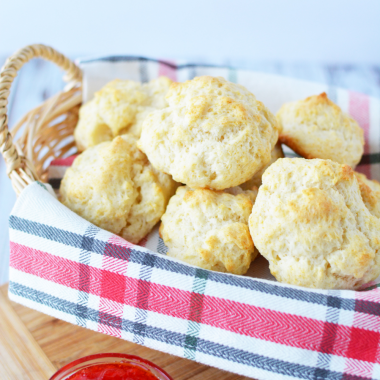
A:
[5,46,380,380]
[0,44,82,195]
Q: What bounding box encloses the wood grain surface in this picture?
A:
[0,284,252,380]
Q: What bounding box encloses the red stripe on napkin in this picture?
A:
[11,240,380,361]
[159,60,177,82]
[51,155,78,167]
[349,92,371,177]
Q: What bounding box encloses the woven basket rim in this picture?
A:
[0,44,82,195]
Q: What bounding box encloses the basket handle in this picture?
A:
[0,44,82,194]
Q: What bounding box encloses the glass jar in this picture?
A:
[50,353,173,380]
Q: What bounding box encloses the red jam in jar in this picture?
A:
[50,353,173,380]
[66,362,160,380]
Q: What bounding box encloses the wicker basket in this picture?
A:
[0,44,83,195]
[5,44,380,380]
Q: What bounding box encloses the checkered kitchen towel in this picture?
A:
[8,58,380,380]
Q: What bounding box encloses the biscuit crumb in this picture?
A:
[160,186,258,274]
[249,158,380,289]
[138,76,280,190]
[74,77,173,150]
[277,93,364,167]
[60,135,178,244]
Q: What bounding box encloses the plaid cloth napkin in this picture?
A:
[8,58,380,380]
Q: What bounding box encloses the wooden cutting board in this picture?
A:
[0,284,252,379]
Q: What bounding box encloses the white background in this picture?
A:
[0,0,379,63]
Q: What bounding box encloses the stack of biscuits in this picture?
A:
[61,75,380,290]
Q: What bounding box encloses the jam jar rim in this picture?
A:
[49,352,174,380]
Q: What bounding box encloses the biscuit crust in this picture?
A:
[240,142,284,189]
[160,186,258,274]
[355,172,380,218]
[277,93,364,168]
[60,136,178,244]
[74,77,172,151]
[249,158,380,289]
[138,76,280,190]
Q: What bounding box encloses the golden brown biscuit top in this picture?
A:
[249,157,380,289]
[277,92,364,167]
[355,172,380,218]
[160,185,257,275]
[138,76,280,190]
